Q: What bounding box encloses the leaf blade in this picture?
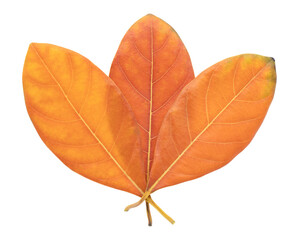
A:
[109,14,195,184]
[23,43,146,196]
[149,54,276,191]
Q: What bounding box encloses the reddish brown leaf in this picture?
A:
[109,14,195,184]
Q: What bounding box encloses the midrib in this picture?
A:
[146,22,154,187]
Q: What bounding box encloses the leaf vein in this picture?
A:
[132,36,151,62]
[153,44,182,85]
[116,58,150,102]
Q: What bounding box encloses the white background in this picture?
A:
[1,0,300,239]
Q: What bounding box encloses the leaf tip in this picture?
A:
[29,42,38,49]
[143,13,159,20]
[146,13,155,17]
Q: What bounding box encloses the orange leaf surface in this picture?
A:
[23,43,146,196]
[147,54,276,192]
[109,14,195,183]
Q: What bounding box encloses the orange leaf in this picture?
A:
[23,43,146,196]
[109,14,195,184]
[148,54,276,192]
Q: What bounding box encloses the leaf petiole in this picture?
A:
[146,201,152,226]
[147,196,175,224]
[125,191,151,211]
[125,194,174,224]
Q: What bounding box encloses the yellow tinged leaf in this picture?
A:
[128,54,276,207]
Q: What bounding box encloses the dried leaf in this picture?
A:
[135,54,276,202]
[109,14,195,183]
[23,43,146,196]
